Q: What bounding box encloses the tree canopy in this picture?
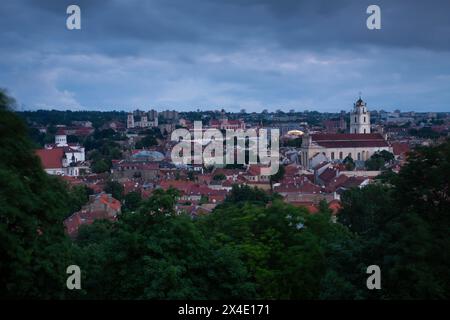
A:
[0,90,75,298]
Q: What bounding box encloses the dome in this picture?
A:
[287,130,304,136]
[132,150,165,161]
[355,96,366,107]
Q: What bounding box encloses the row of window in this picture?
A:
[354,116,367,123]
[330,150,370,161]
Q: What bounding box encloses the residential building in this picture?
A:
[64,193,121,237]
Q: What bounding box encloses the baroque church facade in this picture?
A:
[300,98,392,169]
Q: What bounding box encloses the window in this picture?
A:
[358,152,361,160]
[364,116,366,123]
[364,128,366,134]
[331,152,335,160]
[355,116,357,122]
[339,152,343,160]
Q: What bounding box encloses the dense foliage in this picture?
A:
[365,150,394,171]
[0,91,75,298]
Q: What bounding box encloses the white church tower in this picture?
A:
[350,97,371,134]
[55,133,68,146]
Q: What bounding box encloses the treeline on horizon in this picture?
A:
[1,90,449,299]
[16,108,341,129]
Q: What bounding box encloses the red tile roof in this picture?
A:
[59,176,84,186]
[328,200,342,215]
[341,176,368,189]
[64,209,116,237]
[227,120,243,125]
[312,133,389,148]
[275,178,321,194]
[284,164,301,176]
[391,142,410,156]
[97,193,121,211]
[160,180,197,193]
[319,167,339,184]
[185,185,228,197]
[289,201,319,214]
[74,127,95,136]
[213,168,244,176]
[114,161,159,170]
[313,133,383,141]
[324,174,350,193]
[35,148,64,169]
[246,165,270,176]
[56,128,66,135]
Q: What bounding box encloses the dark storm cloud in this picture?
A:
[0,0,449,111]
[3,0,450,53]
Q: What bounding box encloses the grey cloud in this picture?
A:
[0,0,449,111]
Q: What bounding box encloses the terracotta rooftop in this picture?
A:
[324,174,350,193]
[36,148,64,169]
[275,180,321,194]
[319,167,339,184]
[391,142,410,156]
[311,133,389,148]
[97,193,121,211]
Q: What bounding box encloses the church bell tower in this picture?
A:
[350,96,371,134]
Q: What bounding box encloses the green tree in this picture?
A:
[75,189,255,299]
[68,185,93,216]
[199,200,339,299]
[270,164,285,184]
[199,195,209,205]
[187,171,196,181]
[213,173,226,181]
[135,135,158,149]
[365,157,385,170]
[223,184,272,206]
[123,191,142,212]
[365,150,394,171]
[343,156,355,171]
[0,90,75,299]
[378,150,394,162]
[338,141,450,299]
[104,180,124,201]
[91,159,110,173]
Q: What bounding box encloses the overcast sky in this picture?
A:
[1,0,450,112]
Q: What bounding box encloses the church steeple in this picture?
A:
[350,96,371,134]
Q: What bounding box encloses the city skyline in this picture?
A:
[1,0,450,112]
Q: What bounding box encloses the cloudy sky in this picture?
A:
[1,0,450,112]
